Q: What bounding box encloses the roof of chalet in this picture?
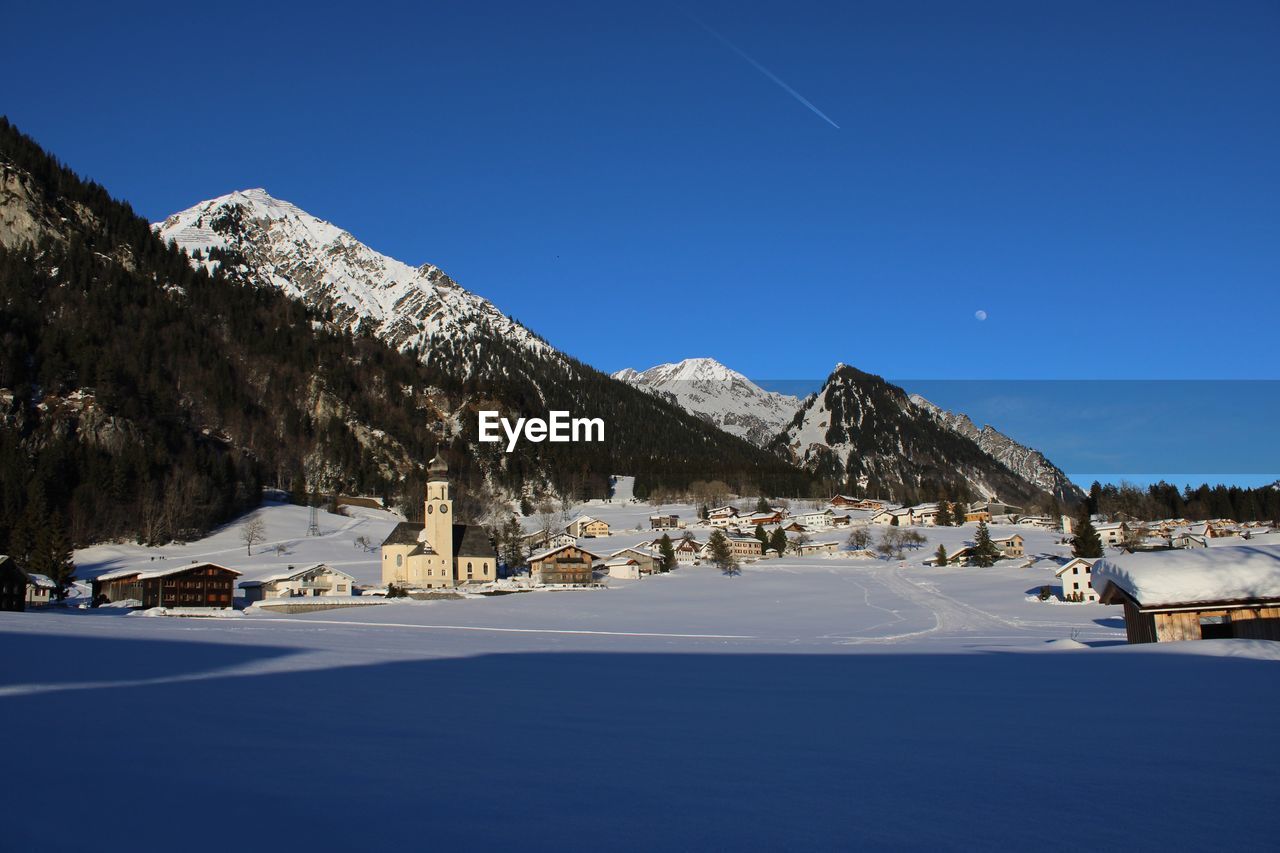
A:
[1094,545,1280,608]
[136,562,240,581]
[529,542,603,563]
[1054,558,1094,577]
[26,572,56,589]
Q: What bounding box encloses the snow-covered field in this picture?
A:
[3,499,1278,851]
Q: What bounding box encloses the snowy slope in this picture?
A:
[909,394,1084,502]
[613,358,799,446]
[154,189,553,371]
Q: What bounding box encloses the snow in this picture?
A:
[3,501,1277,849]
[1093,544,1280,606]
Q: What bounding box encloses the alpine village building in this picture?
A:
[380,453,498,590]
[92,562,240,609]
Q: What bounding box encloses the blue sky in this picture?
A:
[4,1,1277,484]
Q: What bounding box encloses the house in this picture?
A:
[1054,558,1098,602]
[605,556,642,580]
[1170,533,1208,550]
[964,509,992,524]
[797,509,834,529]
[523,529,577,552]
[109,562,241,609]
[649,514,681,530]
[829,514,853,527]
[1094,546,1280,643]
[969,499,1021,521]
[911,503,942,526]
[240,563,357,603]
[1017,516,1056,529]
[672,537,702,565]
[724,533,763,559]
[25,573,56,607]
[990,534,1024,558]
[830,496,884,511]
[380,454,499,589]
[530,543,601,586]
[707,506,740,528]
[1093,522,1129,548]
[871,508,912,526]
[1,556,28,611]
[796,541,839,556]
[566,515,610,538]
[746,511,784,526]
[782,522,808,534]
[608,547,660,576]
[926,546,975,567]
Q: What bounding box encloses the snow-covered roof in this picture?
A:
[1053,558,1094,578]
[135,562,240,580]
[1093,545,1280,607]
[529,543,602,563]
[26,573,56,588]
[239,563,355,588]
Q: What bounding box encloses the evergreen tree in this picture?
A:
[755,495,771,513]
[498,515,526,572]
[935,501,953,527]
[658,533,676,572]
[41,511,76,596]
[1072,508,1104,558]
[769,527,788,556]
[754,523,769,551]
[971,521,1000,567]
[707,530,739,576]
[934,544,949,566]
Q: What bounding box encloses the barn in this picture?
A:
[1093,546,1280,643]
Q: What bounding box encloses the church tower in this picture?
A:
[424,452,455,576]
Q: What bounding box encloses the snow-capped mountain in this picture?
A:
[613,358,799,447]
[154,189,552,371]
[908,395,1083,502]
[773,364,1068,506]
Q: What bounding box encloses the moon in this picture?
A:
[974,310,988,321]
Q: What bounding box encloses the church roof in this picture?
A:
[382,521,425,547]
[454,523,496,558]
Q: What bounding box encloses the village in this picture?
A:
[4,457,1278,647]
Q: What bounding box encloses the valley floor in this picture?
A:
[3,500,1278,850]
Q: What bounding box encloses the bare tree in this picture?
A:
[241,517,267,556]
[847,526,871,550]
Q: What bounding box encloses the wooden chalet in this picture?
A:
[95,562,239,608]
[530,543,601,586]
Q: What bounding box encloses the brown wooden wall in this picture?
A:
[142,567,237,608]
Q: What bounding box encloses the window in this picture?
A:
[396,554,403,567]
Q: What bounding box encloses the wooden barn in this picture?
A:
[1094,546,1280,643]
[95,562,239,609]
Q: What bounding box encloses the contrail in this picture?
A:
[683,10,840,129]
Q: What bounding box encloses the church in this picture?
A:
[380,453,498,590]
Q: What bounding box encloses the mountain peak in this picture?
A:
[153,190,550,364]
[613,358,798,446]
